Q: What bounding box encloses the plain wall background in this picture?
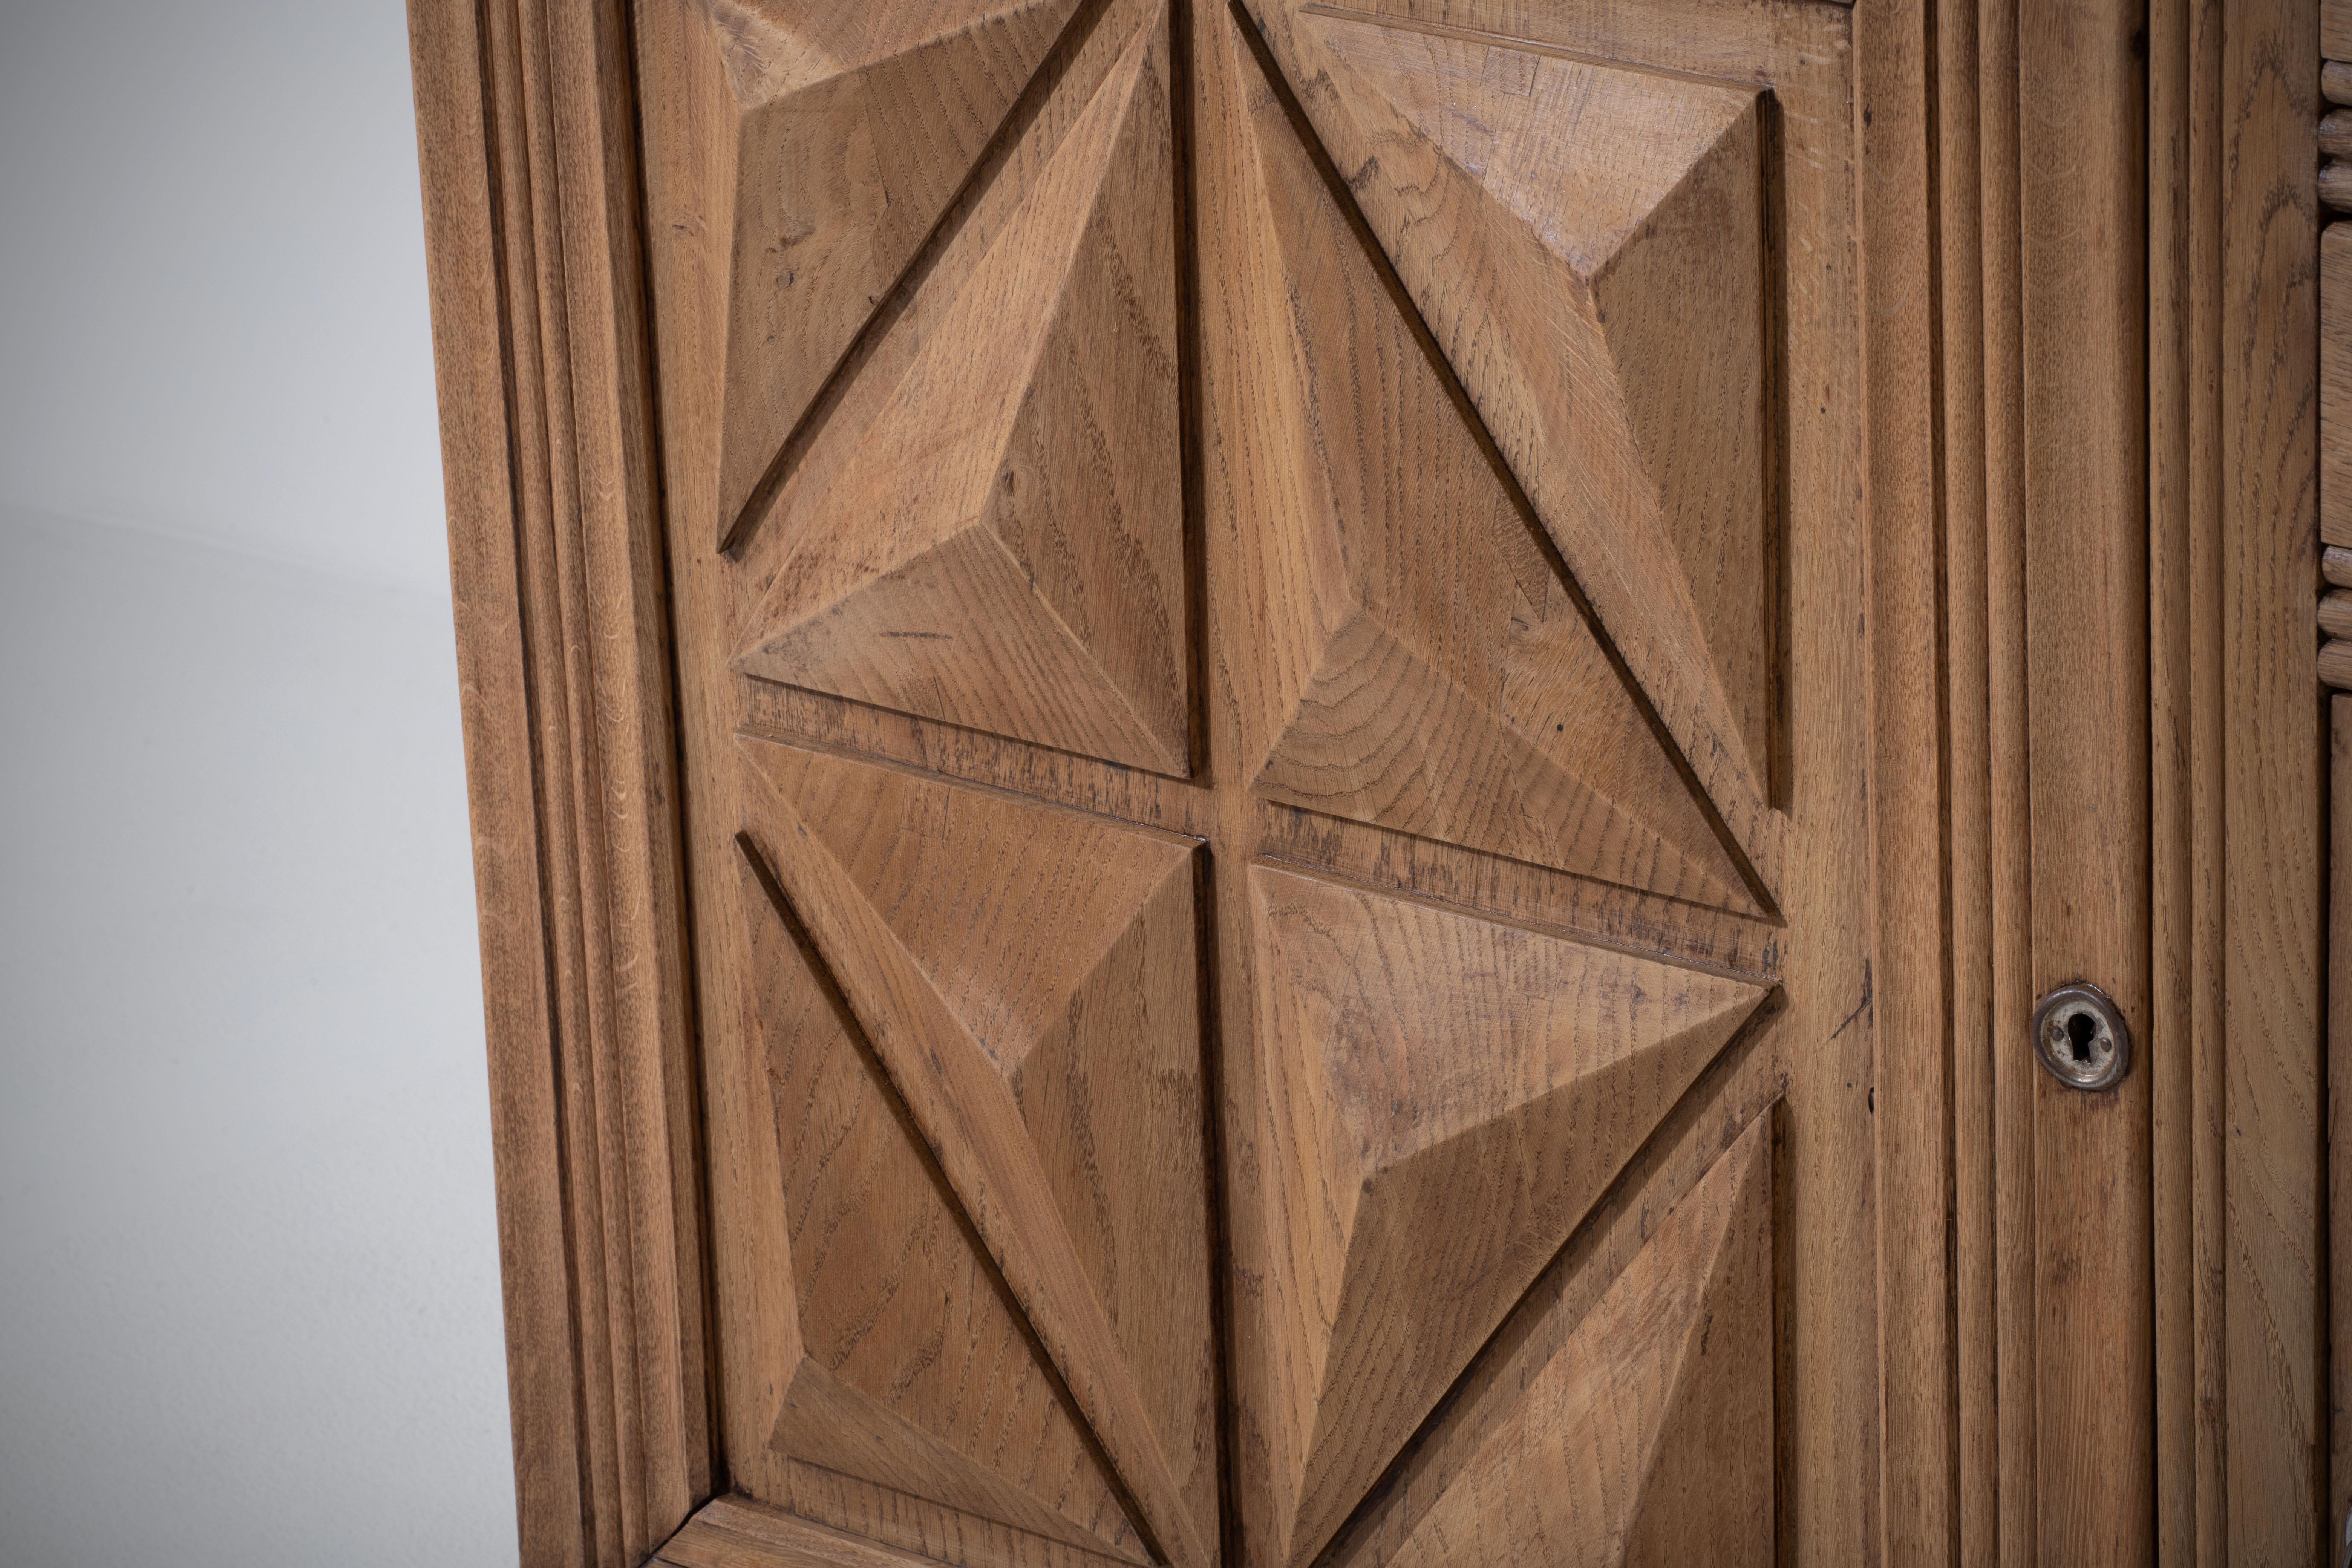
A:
[0,1,520,1563]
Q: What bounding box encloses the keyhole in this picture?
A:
[2066,1010,2099,1064]
[2033,983,2130,1090]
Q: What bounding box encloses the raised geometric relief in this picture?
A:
[1383,1113,1776,1568]
[676,0,1085,543]
[739,735,1219,1568]
[735,7,1190,776]
[1248,865,1770,1567]
[1255,8,1778,884]
[1211,13,1758,915]
[733,844,1146,1562]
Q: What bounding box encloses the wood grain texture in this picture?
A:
[1973,0,2043,1554]
[1935,0,1995,1548]
[1246,5,1782,898]
[2020,0,2154,1557]
[1202,1,1759,916]
[2221,0,2328,1551]
[1854,0,1958,1554]
[662,1496,945,1568]
[2330,0,2352,58]
[739,738,1219,1568]
[658,1494,1145,1568]
[649,3,1899,1568]
[666,0,1086,543]
[1375,1112,1775,1568]
[2337,700,2352,1538]
[2326,225,2352,549]
[733,9,1192,773]
[1204,6,1885,1565]
[2324,638,2352,689]
[2321,588,2352,638]
[409,0,709,1563]
[643,6,1227,1562]
[409,3,587,1559]
[733,843,1148,1561]
[1248,864,1767,1567]
[2148,0,2228,1556]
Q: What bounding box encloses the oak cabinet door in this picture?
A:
[642,2,1877,1563]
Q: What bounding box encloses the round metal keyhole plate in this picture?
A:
[2032,981,2131,1092]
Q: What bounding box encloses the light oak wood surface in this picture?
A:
[407,0,2338,1562]
[1249,864,1767,1565]
[733,11,1191,773]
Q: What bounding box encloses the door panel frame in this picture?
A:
[405,0,2332,1562]
[408,3,708,1564]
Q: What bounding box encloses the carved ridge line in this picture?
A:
[720,0,1118,556]
[1246,849,1782,985]
[1224,1,1782,919]
[731,828,1164,1562]
[1306,1041,1787,1568]
[1295,1,1767,93]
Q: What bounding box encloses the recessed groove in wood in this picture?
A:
[410,1,709,1563]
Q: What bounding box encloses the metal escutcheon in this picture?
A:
[2031,981,2132,1092]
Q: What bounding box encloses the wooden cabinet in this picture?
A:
[406,0,2337,1562]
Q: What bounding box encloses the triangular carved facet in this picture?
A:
[1259,10,1779,891]
[1248,866,1770,1567]
[734,843,1147,1561]
[686,0,1086,541]
[739,736,1220,1568]
[735,9,1190,775]
[1385,1114,1777,1568]
[1211,15,1757,914]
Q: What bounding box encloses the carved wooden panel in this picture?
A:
[634,0,1883,1560]
[733,843,1147,1562]
[1378,1114,1775,1568]
[1249,5,1779,885]
[730,10,1190,772]
[1249,865,1768,1565]
[739,738,1219,1568]
[1210,11,1762,915]
[671,0,1085,544]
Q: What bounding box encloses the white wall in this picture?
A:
[0,0,453,593]
[0,2,519,1563]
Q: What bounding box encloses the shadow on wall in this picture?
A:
[0,514,518,1568]
[0,0,519,1564]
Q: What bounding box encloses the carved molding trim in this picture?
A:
[408,2,710,1563]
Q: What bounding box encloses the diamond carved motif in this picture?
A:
[679,0,1087,542]
[1260,6,1781,890]
[739,733,1220,1568]
[732,6,1191,775]
[1249,865,1769,1567]
[697,5,1791,1566]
